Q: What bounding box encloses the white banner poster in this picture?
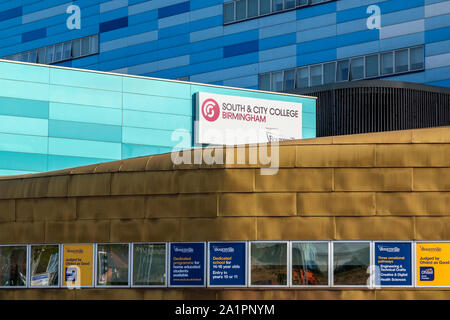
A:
[196,92,302,145]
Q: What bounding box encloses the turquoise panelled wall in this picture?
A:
[0,60,316,175]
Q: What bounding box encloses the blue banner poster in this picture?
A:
[374,242,412,286]
[209,242,246,286]
[169,242,205,287]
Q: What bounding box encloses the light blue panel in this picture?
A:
[222,75,258,89]
[190,15,223,32]
[49,68,123,91]
[259,45,296,62]
[128,9,158,25]
[49,137,122,159]
[221,29,258,47]
[426,39,450,56]
[158,22,189,39]
[49,102,123,125]
[425,65,450,82]
[425,13,450,31]
[0,150,47,171]
[259,21,296,39]
[0,169,36,176]
[190,0,222,11]
[0,61,49,83]
[259,56,297,73]
[302,127,316,139]
[298,1,336,20]
[425,26,450,43]
[48,154,113,171]
[190,4,221,22]
[302,112,316,129]
[21,2,68,24]
[190,25,223,42]
[379,32,425,51]
[49,119,123,143]
[224,19,258,36]
[336,18,366,35]
[123,110,191,131]
[382,7,424,27]
[123,93,192,116]
[0,132,48,154]
[100,29,158,52]
[156,33,189,50]
[100,0,129,13]
[427,79,450,87]
[122,143,174,158]
[122,126,192,148]
[0,97,49,119]
[0,114,48,136]
[122,77,191,99]
[298,25,337,43]
[301,98,317,114]
[49,84,123,108]
[260,10,297,28]
[380,19,424,40]
[337,40,380,59]
[297,13,336,31]
[297,48,337,66]
[158,12,189,29]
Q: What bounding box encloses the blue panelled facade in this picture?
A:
[0,60,315,175]
[0,0,448,89]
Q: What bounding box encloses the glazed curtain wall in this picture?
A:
[0,60,315,175]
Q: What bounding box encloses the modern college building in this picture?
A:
[0,0,449,301]
[0,0,449,90]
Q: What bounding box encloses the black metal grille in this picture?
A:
[287,80,450,137]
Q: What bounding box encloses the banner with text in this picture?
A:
[416,242,450,286]
[62,244,94,287]
[374,242,412,286]
[169,242,206,287]
[196,92,302,145]
[209,242,246,287]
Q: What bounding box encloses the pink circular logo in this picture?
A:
[201,99,220,122]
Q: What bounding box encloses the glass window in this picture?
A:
[333,242,370,286]
[310,64,322,86]
[296,67,309,88]
[365,54,379,78]
[248,0,258,17]
[272,0,284,12]
[323,62,336,84]
[20,52,29,62]
[133,244,166,286]
[285,0,296,9]
[351,57,364,80]
[271,71,283,91]
[297,0,309,6]
[72,39,81,58]
[97,244,129,286]
[284,69,295,91]
[410,46,424,70]
[46,46,55,64]
[250,242,287,286]
[90,35,99,53]
[81,37,90,56]
[54,44,63,62]
[395,49,409,73]
[63,42,72,60]
[0,246,27,287]
[224,2,235,23]
[236,0,247,20]
[292,242,328,286]
[29,50,37,63]
[311,0,322,4]
[337,60,349,81]
[37,47,46,64]
[259,73,271,91]
[381,52,393,75]
[30,245,59,287]
[260,0,271,14]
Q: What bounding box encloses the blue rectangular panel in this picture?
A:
[169,242,205,287]
[121,143,173,158]
[223,40,259,58]
[49,120,122,143]
[99,16,128,33]
[374,242,412,287]
[0,97,48,119]
[21,27,46,42]
[0,151,47,172]
[0,6,22,22]
[158,1,190,19]
[48,155,113,171]
[209,242,246,287]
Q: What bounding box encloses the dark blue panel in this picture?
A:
[99,16,128,33]
[0,6,22,22]
[21,28,46,43]
[223,40,259,58]
[158,1,190,19]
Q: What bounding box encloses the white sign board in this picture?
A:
[196,92,302,145]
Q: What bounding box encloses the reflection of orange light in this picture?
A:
[293,269,319,285]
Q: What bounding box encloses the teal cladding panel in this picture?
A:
[0,96,49,119]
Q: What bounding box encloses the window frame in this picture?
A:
[94,243,131,288]
[29,244,61,288]
[130,242,168,288]
[168,242,207,288]
[331,241,372,288]
[290,241,331,287]
[248,240,290,288]
[0,244,29,289]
